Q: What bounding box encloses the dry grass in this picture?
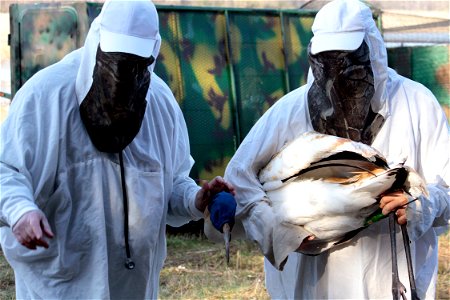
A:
[437,230,450,300]
[159,235,269,299]
[0,248,14,300]
[0,234,270,300]
[1,232,449,299]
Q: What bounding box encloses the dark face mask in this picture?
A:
[307,41,384,144]
[80,46,155,153]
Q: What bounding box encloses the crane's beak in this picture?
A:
[223,223,231,265]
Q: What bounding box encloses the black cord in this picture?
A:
[119,151,135,270]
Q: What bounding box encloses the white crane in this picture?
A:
[259,131,427,300]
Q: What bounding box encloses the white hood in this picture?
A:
[307,0,389,117]
[75,0,162,105]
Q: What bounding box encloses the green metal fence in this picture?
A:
[8,2,320,180]
[8,2,449,181]
[387,45,450,110]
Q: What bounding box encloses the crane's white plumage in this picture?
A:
[259,131,384,190]
[259,131,428,261]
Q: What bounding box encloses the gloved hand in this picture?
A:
[208,191,236,233]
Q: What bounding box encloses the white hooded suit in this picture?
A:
[224,0,450,299]
[0,1,203,299]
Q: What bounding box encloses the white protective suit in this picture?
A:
[224,1,450,299]
[0,2,203,299]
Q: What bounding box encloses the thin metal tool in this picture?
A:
[223,223,231,265]
[389,212,407,300]
[401,223,419,300]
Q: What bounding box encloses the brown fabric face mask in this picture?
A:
[307,41,384,144]
[80,46,154,153]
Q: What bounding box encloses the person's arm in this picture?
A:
[0,82,56,249]
[406,87,449,240]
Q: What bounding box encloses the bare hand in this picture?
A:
[195,176,235,213]
[12,210,54,249]
[379,191,408,225]
[297,235,316,253]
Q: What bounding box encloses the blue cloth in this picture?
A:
[208,192,236,233]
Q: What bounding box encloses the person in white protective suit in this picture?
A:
[224,0,450,299]
[0,0,235,299]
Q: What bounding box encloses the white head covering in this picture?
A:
[99,0,159,58]
[75,0,161,104]
[308,0,389,116]
[310,0,368,55]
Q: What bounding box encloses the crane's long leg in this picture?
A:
[401,224,420,300]
[389,213,407,300]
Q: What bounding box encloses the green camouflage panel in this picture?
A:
[9,4,78,95]
[9,3,92,96]
[227,10,288,138]
[388,45,450,121]
[283,12,315,91]
[155,9,236,181]
[8,3,319,180]
[226,10,316,139]
[12,4,450,179]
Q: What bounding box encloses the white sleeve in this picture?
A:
[164,89,202,227]
[0,84,54,227]
[405,84,450,240]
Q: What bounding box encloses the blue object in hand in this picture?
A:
[208,192,236,233]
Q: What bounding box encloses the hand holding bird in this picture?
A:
[380,190,409,224]
[195,176,235,213]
